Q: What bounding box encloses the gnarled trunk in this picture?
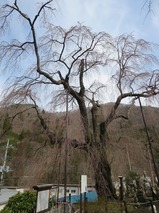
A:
[89,149,117,199]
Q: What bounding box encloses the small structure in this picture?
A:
[33,184,53,213]
[50,183,96,199]
[0,187,24,211]
[81,175,87,194]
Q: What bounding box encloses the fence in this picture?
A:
[52,194,159,213]
[44,179,159,213]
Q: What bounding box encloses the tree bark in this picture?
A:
[89,149,117,199]
[88,101,117,198]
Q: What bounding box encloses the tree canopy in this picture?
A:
[1,0,159,198]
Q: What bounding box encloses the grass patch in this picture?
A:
[74,199,134,213]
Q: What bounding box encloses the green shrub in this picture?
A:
[0,191,36,213]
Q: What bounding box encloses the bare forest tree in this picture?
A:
[1,0,159,198]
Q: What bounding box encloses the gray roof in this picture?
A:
[0,188,17,205]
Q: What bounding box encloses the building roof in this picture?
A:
[0,188,17,205]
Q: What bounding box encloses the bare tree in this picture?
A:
[0,0,159,198]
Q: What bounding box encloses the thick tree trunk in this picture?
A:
[89,149,117,199]
[89,103,117,198]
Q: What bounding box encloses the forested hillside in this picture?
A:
[0,103,159,187]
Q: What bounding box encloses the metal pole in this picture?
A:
[84,192,87,213]
[80,193,82,213]
[138,97,159,187]
[64,91,69,213]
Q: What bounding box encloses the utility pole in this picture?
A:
[138,97,159,187]
[64,91,69,213]
[0,139,10,187]
[0,139,10,195]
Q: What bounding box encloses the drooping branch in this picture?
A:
[142,0,154,18]
[0,105,35,139]
[29,95,59,145]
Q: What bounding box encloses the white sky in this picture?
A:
[0,0,159,107]
[54,0,159,42]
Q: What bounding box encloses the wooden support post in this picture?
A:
[118,176,123,201]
